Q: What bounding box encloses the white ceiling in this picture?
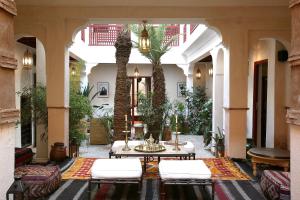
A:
[15,0,289,7]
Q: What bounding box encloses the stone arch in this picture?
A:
[14,34,48,161]
[211,47,225,150]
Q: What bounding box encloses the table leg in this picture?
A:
[144,156,147,172]
[252,161,257,176]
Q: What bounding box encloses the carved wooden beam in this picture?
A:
[0,53,18,69]
[0,0,17,16]
[287,109,300,125]
[0,108,19,125]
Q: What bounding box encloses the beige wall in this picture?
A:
[247,39,290,148]
[88,63,186,115]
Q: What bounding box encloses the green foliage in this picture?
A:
[212,127,225,145]
[78,83,99,101]
[137,92,155,127]
[69,87,93,145]
[18,85,48,140]
[185,86,212,145]
[137,92,172,139]
[169,101,188,133]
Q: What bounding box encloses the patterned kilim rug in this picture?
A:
[62,157,250,180]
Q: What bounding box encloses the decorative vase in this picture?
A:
[50,142,66,162]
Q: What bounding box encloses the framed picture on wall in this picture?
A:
[97,82,109,98]
[177,82,186,97]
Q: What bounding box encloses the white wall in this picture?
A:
[163,64,186,103]
[36,39,46,85]
[88,63,186,114]
[0,124,15,198]
[89,64,117,111]
[247,39,290,148]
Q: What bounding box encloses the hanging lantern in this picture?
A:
[209,68,213,76]
[139,20,151,53]
[196,67,201,79]
[134,66,139,77]
[71,67,76,76]
[22,49,33,69]
[6,175,29,200]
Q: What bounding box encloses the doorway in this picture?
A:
[253,60,268,147]
[129,76,151,123]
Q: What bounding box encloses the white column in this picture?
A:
[223,28,248,158]
[211,47,225,138]
[35,38,48,162]
[82,63,96,88]
[45,21,70,156]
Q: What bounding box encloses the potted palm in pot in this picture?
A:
[213,127,225,157]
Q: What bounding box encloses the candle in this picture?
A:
[125,114,127,122]
[175,115,178,123]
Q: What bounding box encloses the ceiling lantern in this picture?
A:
[139,20,151,53]
[196,67,201,79]
[22,49,33,69]
[134,66,140,77]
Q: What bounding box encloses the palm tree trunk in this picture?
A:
[114,30,132,140]
[148,61,166,141]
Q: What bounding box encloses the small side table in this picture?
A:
[247,148,290,176]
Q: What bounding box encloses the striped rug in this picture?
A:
[46,179,266,200]
[62,157,250,181]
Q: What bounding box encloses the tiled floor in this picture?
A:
[79,134,214,158]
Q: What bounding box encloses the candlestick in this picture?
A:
[125,114,127,122]
[122,115,131,151]
[173,116,180,151]
[175,115,178,123]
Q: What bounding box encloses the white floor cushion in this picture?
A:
[159,160,211,180]
[91,158,142,179]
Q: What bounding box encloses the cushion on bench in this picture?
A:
[15,165,61,198]
[260,170,290,200]
[91,158,142,179]
[15,147,34,167]
[159,160,211,180]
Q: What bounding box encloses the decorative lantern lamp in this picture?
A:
[139,20,151,53]
[6,175,29,200]
[71,67,76,76]
[196,67,201,79]
[22,49,33,69]
[209,68,213,76]
[134,66,139,77]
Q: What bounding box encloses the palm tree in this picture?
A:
[113,28,132,140]
[132,24,177,141]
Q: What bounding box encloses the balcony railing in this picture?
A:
[89,24,123,46]
[190,24,199,34]
[88,24,180,47]
[164,24,180,46]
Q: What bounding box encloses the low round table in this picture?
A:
[247,148,290,176]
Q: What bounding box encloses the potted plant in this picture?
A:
[69,87,93,156]
[213,127,225,157]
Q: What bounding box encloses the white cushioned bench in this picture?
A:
[159,160,214,200]
[88,158,142,199]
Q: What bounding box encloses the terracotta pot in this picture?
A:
[50,142,66,162]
